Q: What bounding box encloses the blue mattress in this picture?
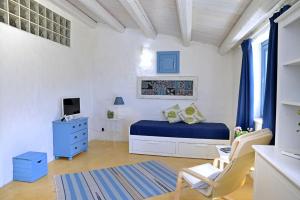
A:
[130,120,229,140]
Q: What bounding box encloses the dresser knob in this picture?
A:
[83,142,86,145]
[79,124,82,127]
[74,136,78,139]
[72,126,75,128]
[75,147,78,149]
[83,132,86,135]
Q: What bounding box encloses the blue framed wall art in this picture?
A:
[137,76,197,100]
[157,51,180,73]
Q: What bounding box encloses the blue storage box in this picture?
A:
[13,151,48,182]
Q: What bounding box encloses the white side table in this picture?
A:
[106,118,123,141]
[215,145,231,169]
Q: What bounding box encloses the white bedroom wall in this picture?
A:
[0,5,243,186]
[0,0,96,187]
[90,26,238,141]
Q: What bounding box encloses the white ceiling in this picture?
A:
[192,0,252,46]
[96,0,138,28]
[139,0,181,38]
[68,0,253,47]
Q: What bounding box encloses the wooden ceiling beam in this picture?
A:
[219,0,282,54]
[176,0,192,46]
[75,0,125,32]
[49,0,97,28]
[118,0,157,39]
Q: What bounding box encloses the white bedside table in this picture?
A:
[106,118,124,141]
[215,145,231,169]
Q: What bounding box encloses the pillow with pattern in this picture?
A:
[162,104,182,123]
[178,103,205,124]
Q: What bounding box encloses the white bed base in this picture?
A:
[129,134,231,159]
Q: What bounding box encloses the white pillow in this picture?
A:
[178,103,205,124]
[162,104,182,123]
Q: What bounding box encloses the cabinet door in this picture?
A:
[254,154,300,200]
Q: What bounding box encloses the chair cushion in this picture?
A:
[183,163,222,189]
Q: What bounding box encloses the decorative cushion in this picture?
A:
[178,103,205,124]
[162,104,182,123]
[183,163,222,189]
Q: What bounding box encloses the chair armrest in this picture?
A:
[182,168,217,187]
[213,158,220,168]
[213,157,230,169]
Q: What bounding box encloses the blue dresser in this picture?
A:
[53,117,88,160]
[13,151,48,182]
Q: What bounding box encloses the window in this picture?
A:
[252,28,269,120]
[0,0,71,47]
[260,40,269,117]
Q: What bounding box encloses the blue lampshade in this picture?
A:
[114,97,124,105]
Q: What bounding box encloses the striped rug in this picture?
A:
[54,161,178,200]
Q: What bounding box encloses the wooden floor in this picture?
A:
[0,141,253,200]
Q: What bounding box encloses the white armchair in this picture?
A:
[174,129,273,200]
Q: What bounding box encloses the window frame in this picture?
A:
[260,39,269,117]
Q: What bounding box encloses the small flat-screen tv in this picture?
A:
[62,98,80,116]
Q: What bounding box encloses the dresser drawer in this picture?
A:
[177,142,218,159]
[69,129,88,144]
[70,139,88,156]
[131,139,176,155]
[67,119,88,133]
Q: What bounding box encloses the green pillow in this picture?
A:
[162,104,182,123]
[178,103,205,124]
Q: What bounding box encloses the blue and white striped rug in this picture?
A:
[54,161,177,200]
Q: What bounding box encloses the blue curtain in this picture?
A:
[262,5,290,145]
[236,39,254,130]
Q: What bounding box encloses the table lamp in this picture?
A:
[114,97,124,105]
[113,97,124,119]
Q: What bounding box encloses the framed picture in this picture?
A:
[137,76,198,100]
[157,51,180,73]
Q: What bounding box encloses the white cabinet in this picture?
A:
[106,118,123,141]
[275,1,300,155]
[253,146,300,200]
[253,4,300,199]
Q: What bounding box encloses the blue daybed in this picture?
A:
[129,120,231,159]
[130,120,230,140]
